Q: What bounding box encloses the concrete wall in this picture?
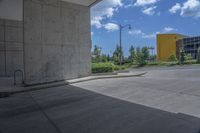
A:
[0,0,23,21]
[24,0,91,85]
[0,19,24,76]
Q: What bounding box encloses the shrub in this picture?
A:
[92,63,114,73]
[184,59,197,64]
[184,54,193,61]
[113,65,120,71]
[168,54,178,62]
[197,47,200,63]
[135,53,147,66]
[113,65,126,71]
[147,62,159,66]
[183,54,193,64]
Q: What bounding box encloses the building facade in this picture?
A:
[177,36,200,59]
[157,34,187,61]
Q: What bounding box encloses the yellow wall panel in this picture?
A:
[157,34,186,61]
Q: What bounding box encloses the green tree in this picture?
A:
[141,47,150,60]
[135,53,146,66]
[134,46,150,66]
[101,54,108,62]
[107,54,111,62]
[112,45,123,65]
[129,45,136,62]
[92,45,102,63]
[136,47,141,54]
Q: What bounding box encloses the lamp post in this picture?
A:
[119,24,131,65]
[147,47,154,61]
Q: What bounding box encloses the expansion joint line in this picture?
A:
[28,93,63,133]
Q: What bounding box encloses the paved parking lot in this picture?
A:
[0,65,200,133]
[74,65,200,118]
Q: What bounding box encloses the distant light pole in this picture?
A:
[119,24,132,65]
[148,47,154,55]
[148,47,155,61]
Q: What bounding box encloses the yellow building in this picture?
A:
[157,34,187,61]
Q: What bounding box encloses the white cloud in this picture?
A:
[181,0,200,18]
[91,16,103,28]
[128,26,177,39]
[128,29,156,39]
[91,32,94,36]
[134,0,158,6]
[169,3,181,13]
[91,0,123,28]
[124,4,133,8]
[104,23,119,32]
[128,29,144,35]
[142,6,157,15]
[134,0,159,16]
[142,33,156,39]
[162,26,176,32]
[169,0,200,18]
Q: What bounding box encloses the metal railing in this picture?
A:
[14,70,24,86]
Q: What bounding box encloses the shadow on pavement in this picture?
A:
[0,85,200,133]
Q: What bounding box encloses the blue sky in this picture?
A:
[91,0,200,56]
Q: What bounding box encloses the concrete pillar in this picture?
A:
[23,0,91,85]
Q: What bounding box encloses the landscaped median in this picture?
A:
[92,62,114,73]
[92,62,126,74]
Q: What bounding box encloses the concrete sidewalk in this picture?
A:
[68,71,147,84]
[0,85,200,133]
[0,72,146,95]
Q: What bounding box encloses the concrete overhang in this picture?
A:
[62,0,102,7]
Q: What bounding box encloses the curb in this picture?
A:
[0,72,147,97]
[0,81,69,98]
[68,72,147,84]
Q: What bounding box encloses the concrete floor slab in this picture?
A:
[0,85,200,133]
[1,65,200,133]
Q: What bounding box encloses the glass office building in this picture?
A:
[177,36,200,59]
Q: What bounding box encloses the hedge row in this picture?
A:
[92,63,115,73]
